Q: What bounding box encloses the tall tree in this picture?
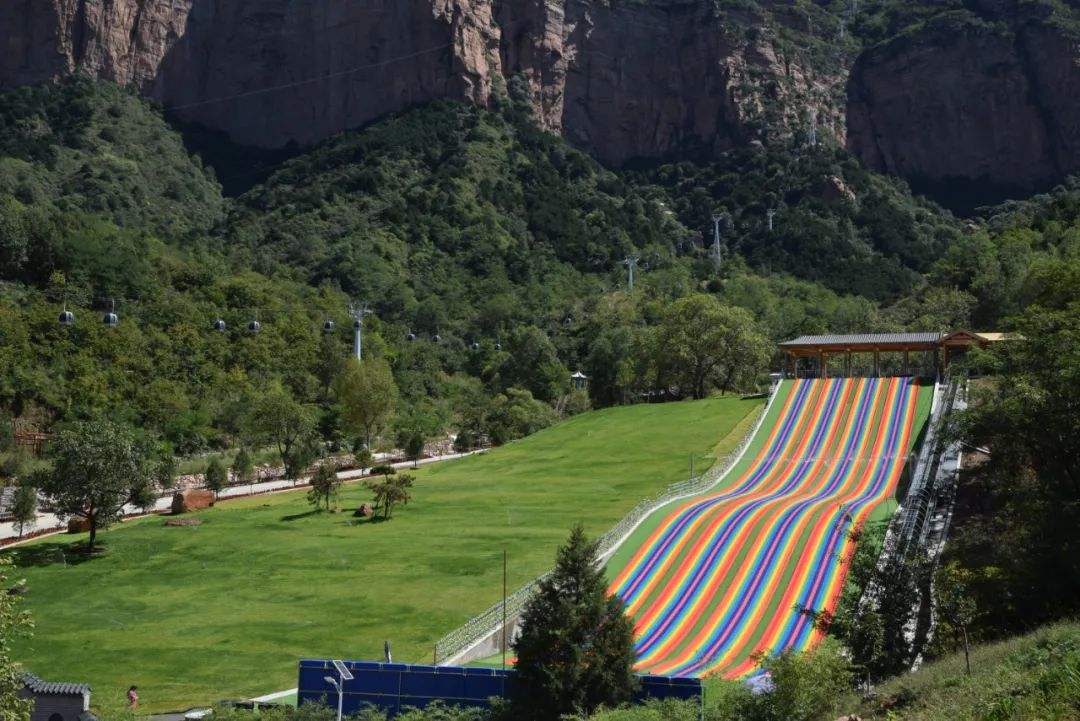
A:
[949,258,1080,635]
[307,461,341,511]
[231,447,255,494]
[204,457,228,496]
[650,294,770,399]
[33,420,157,552]
[243,387,319,483]
[335,358,397,451]
[10,483,36,539]
[364,472,414,519]
[512,525,638,719]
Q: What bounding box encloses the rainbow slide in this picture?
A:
[605,377,931,679]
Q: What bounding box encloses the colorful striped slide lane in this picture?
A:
[605,376,931,679]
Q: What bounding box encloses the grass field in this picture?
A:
[6,395,760,714]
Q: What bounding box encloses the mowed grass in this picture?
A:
[6,396,760,713]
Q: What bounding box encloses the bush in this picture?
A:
[485,388,557,445]
[562,389,592,416]
[731,639,853,721]
[453,431,474,453]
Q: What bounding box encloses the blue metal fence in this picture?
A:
[298,660,702,716]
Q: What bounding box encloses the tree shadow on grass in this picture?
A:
[348,515,389,526]
[7,541,101,568]
[280,509,323,522]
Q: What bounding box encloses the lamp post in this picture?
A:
[325,660,353,721]
[323,676,342,721]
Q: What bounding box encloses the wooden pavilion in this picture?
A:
[778,330,1013,378]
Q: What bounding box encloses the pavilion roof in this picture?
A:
[779,332,942,348]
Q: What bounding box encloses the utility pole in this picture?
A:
[623,255,639,291]
[350,302,373,361]
[767,209,776,232]
[808,108,819,147]
[501,549,508,671]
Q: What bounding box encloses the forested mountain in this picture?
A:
[1,64,1078,681]
[0,76,1071,453]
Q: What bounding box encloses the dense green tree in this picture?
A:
[335,358,398,450]
[204,457,228,495]
[11,482,37,538]
[649,294,771,399]
[231,447,255,492]
[354,445,374,474]
[243,387,320,482]
[364,473,414,520]
[484,388,557,445]
[33,419,157,551]
[307,461,341,511]
[404,431,425,468]
[948,259,1080,636]
[496,326,569,403]
[512,525,638,720]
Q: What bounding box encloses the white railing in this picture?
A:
[433,387,778,664]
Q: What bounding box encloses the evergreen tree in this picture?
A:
[204,457,228,496]
[512,525,638,719]
[231,447,255,493]
[10,483,36,539]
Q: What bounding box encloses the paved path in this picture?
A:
[0,451,483,544]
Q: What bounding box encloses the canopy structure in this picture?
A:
[778,330,1015,377]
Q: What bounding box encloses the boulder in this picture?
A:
[172,489,215,515]
[67,517,91,534]
[353,503,375,518]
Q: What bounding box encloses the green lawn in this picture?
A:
[7,396,760,714]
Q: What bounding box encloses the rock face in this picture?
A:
[846,5,1080,197]
[0,0,838,163]
[6,0,1080,193]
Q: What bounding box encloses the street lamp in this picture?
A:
[322,677,342,721]
[324,659,353,721]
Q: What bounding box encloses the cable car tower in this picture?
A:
[350,302,374,360]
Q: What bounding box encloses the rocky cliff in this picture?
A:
[0,0,840,164]
[5,0,1080,196]
[846,3,1080,200]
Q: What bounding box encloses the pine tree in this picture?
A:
[512,525,638,719]
[204,457,228,496]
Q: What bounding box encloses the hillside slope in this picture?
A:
[6,395,760,713]
[848,622,1080,721]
